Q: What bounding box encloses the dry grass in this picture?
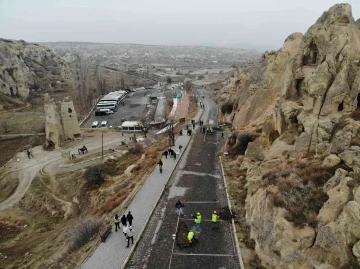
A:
[98,194,128,214]
[264,163,352,228]
[351,136,360,147]
[350,109,360,121]
[0,175,18,203]
[0,111,45,134]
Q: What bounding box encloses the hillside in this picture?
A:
[212,3,360,268]
[0,39,77,99]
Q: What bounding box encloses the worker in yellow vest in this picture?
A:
[193,212,202,229]
[187,231,198,244]
[212,210,219,229]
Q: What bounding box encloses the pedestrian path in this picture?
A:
[81,101,203,269]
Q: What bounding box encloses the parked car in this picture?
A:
[121,118,126,122]
[94,109,113,116]
[91,121,99,128]
[101,121,108,128]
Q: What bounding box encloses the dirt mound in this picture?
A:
[218,206,235,221]
[176,221,189,247]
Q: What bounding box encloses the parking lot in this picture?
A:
[85,89,154,128]
[85,83,183,129]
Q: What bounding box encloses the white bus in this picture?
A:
[96,103,117,111]
[119,121,144,132]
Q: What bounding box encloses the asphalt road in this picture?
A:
[127,87,240,269]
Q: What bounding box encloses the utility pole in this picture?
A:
[102,131,104,160]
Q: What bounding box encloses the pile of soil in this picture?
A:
[176,221,189,247]
[218,206,235,221]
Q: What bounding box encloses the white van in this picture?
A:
[91,121,99,128]
[101,121,108,128]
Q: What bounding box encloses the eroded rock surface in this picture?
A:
[213,3,360,268]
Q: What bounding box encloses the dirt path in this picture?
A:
[0,131,130,211]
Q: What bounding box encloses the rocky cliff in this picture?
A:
[0,39,76,98]
[214,3,360,268]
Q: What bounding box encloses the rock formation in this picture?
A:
[0,39,76,98]
[212,3,360,268]
[44,94,81,147]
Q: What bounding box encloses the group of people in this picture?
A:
[159,145,184,173]
[187,211,219,244]
[114,211,135,248]
[174,200,220,245]
[162,148,177,160]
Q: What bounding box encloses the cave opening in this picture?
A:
[269,130,280,144]
[295,79,304,97]
[338,102,344,112]
[303,42,319,66]
[9,87,14,96]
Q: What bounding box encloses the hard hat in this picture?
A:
[214,211,217,213]
[197,212,200,215]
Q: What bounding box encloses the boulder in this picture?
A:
[322,154,341,167]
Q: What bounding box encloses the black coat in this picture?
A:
[121,215,127,226]
[127,213,134,223]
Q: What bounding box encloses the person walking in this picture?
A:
[114,214,120,232]
[127,211,134,226]
[122,224,129,237]
[163,151,168,159]
[175,200,184,216]
[126,227,134,248]
[121,214,127,227]
[178,145,183,152]
[212,211,219,229]
[221,132,224,138]
[192,212,202,230]
[26,149,31,159]
[158,159,163,173]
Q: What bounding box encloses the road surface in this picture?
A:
[127,87,240,269]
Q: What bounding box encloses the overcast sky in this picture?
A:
[0,0,359,50]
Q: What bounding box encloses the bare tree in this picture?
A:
[1,120,9,133]
[120,74,126,89]
[139,110,150,137]
[96,75,107,95]
[184,78,193,93]
[72,59,93,111]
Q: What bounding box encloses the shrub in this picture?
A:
[351,109,360,121]
[285,206,307,228]
[221,102,233,114]
[29,136,42,147]
[84,164,105,186]
[265,162,338,228]
[67,217,103,251]
[128,144,143,154]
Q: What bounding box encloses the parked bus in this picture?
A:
[96,103,117,111]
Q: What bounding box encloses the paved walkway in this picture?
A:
[81,96,202,269]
